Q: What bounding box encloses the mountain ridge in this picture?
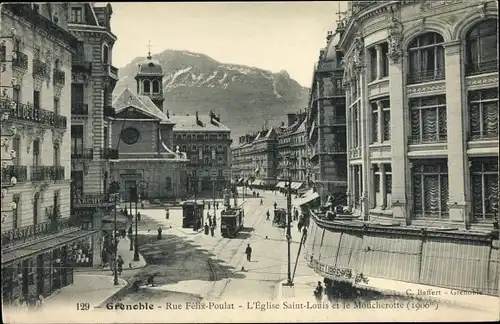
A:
[113,49,309,141]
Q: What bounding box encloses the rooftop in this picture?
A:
[170,114,230,132]
[112,88,173,124]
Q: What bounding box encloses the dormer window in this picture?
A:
[143,80,151,93]
[152,80,160,93]
[71,7,83,23]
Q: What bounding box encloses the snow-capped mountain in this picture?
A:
[114,50,309,141]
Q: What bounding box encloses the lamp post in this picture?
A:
[283,154,294,287]
[112,193,119,285]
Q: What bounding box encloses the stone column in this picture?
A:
[359,64,371,220]
[376,44,382,80]
[377,101,383,144]
[379,163,386,208]
[388,49,408,222]
[444,40,468,224]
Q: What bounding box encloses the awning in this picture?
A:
[255,168,260,173]
[294,192,319,207]
[102,213,131,223]
[2,229,98,265]
[251,179,261,186]
[300,188,315,198]
[276,182,286,188]
[292,182,304,190]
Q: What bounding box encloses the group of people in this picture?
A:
[202,200,220,211]
[204,212,218,237]
[10,295,45,312]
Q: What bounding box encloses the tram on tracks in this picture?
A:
[220,188,245,237]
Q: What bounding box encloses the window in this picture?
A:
[191,145,197,151]
[71,125,84,156]
[13,88,20,103]
[412,160,449,218]
[71,7,83,23]
[381,42,389,78]
[102,45,109,64]
[384,164,392,194]
[165,177,172,192]
[54,97,60,115]
[33,192,40,225]
[143,80,151,93]
[12,194,20,230]
[466,19,498,75]
[152,80,160,93]
[120,127,140,145]
[407,32,445,84]
[33,139,40,166]
[409,95,447,144]
[53,191,60,217]
[382,99,391,141]
[218,156,224,165]
[71,84,84,113]
[468,88,498,140]
[53,144,60,166]
[12,137,20,165]
[471,158,498,221]
[204,156,210,164]
[33,90,40,109]
[371,102,378,143]
[71,171,84,196]
[352,106,359,148]
[369,47,377,82]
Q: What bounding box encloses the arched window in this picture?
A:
[152,80,160,93]
[407,32,445,84]
[466,19,498,76]
[165,177,172,192]
[143,80,151,93]
[33,192,40,225]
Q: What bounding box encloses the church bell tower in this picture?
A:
[134,42,165,111]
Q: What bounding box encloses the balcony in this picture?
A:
[1,218,79,249]
[33,58,50,79]
[12,51,29,70]
[103,105,115,118]
[3,4,78,50]
[325,117,346,126]
[9,103,67,129]
[103,64,119,81]
[1,165,28,184]
[466,60,498,76]
[407,69,445,84]
[53,68,66,86]
[72,193,115,209]
[31,166,65,182]
[101,148,119,160]
[71,103,88,116]
[408,134,448,145]
[72,59,92,74]
[71,148,94,160]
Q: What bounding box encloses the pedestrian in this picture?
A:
[35,295,44,311]
[298,221,303,233]
[314,281,323,302]
[294,209,299,221]
[260,198,263,206]
[204,223,210,235]
[266,210,270,220]
[302,227,308,246]
[212,215,217,227]
[216,202,219,210]
[210,224,215,237]
[274,202,277,210]
[165,209,170,219]
[137,212,141,222]
[208,214,213,227]
[128,225,133,237]
[146,274,156,287]
[141,200,144,209]
[245,244,252,262]
[117,255,124,274]
[157,226,162,240]
[208,202,211,210]
[20,298,28,312]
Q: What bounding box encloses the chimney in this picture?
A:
[287,113,296,127]
[326,30,333,41]
[166,110,170,118]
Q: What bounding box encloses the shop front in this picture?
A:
[1,226,97,306]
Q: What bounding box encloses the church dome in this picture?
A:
[137,54,163,75]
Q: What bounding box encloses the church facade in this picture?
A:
[109,53,188,201]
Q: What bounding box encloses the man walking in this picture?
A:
[245,244,252,262]
[266,210,270,221]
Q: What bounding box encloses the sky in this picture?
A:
[107,1,347,87]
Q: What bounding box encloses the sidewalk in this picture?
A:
[274,274,500,313]
[45,273,127,309]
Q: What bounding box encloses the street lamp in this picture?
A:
[283,153,294,287]
[111,192,119,286]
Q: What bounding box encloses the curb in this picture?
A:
[95,278,130,309]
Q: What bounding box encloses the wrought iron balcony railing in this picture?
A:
[103,105,115,118]
[9,103,67,129]
[100,148,119,159]
[103,64,119,80]
[1,165,28,184]
[408,133,448,144]
[33,58,50,79]
[469,130,499,141]
[12,51,29,70]
[31,166,65,182]
[466,60,498,76]
[407,69,445,85]
[71,103,88,115]
[53,68,65,86]
[71,148,94,160]
[1,218,78,249]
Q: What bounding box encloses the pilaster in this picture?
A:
[388,57,407,221]
[444,40,468,223]
[359,69,370,220]
[375,44,382,80]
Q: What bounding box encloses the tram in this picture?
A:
[273,208,287,228]
[220,203,245,237]
[182,200,204,228]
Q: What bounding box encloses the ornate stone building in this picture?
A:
[341,0,498,225]
[0,3,97,303]
[68,2,119,267]
[305,0,499,298]
[306,29,348,204]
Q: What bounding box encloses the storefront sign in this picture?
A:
[311,259,354,281]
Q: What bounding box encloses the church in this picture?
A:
[109,52,188,201]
